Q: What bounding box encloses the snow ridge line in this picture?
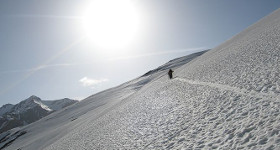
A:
[159,77,280,100]
[175,77,280,100]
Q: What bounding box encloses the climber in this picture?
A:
[168,69,174,79]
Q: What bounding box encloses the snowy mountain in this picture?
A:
[0,104,13,116]
[1,8,280,150]
[0,96,77,134]
[0,50,207,150]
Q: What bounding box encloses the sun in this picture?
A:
[82,0,141,50]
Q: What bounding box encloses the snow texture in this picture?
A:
[2,8,280,150]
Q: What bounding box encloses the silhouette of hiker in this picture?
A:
[168,69,174,79]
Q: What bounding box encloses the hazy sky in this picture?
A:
[0,0,280,106]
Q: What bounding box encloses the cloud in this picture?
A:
[79,77,108,87]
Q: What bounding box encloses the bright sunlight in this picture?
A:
[82,0,141,50]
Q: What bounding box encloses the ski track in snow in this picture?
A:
[172,77,280,100]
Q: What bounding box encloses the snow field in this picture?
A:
[44,75,280,149]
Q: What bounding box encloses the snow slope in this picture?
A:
[0,51,206,150]
[41,98,78,111]
[3,8,280,150]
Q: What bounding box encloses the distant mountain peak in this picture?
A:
[28,95,40,99]
[19,95,40,104]
[25,95,41,101]
[0,96,78,134]
[2,104,13,108]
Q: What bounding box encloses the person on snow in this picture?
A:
[168,69,174,79]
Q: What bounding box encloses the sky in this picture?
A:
[0,0,280,106]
